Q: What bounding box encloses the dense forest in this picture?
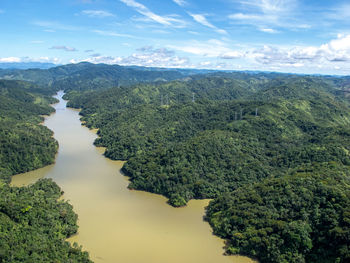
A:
[206,164,350,263]
[0,62,194,92]
[2,63,350,262]
[0,80,58,183]
[0,80,90,262]
[0,179,91,262]
[66,72,350,262]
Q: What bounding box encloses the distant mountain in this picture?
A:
[0,62,58,70]
[49,62,187,92]
[0,62,349,94]
[0,62,190,91]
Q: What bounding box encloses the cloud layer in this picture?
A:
[72,46,190,68]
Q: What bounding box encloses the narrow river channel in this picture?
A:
[12,91,255,263]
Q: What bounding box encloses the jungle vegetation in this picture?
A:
[0,179,91,263]
[0,80,58,183]
[0,62,190,92]
[2,64,350,262]
[67,73,350,262]
[0,80,90,262]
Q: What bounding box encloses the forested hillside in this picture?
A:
[0,80,58,183]
[206,164,350,263]
[0,62,189,92]
[67,74,350,262]
[0,179,91,262]
[0,80,91,262]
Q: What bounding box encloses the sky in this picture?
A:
[1,0,350,75]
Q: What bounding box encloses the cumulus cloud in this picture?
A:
[189,13,227,34]
[81,10,114,17]
[49,34,350,74]
[74,46,190,68]
[210,34,350,72]
[165,33,350,72]
[50,46,78,52]
[0,57,21,63]
[249,34,350,66]
[120,0,185,27]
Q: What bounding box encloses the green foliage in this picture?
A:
[168,193,187,207]
[0,178,91,262]
[205,165,350,263]
[67,73,350,262]
[68,76,350,205]
[0,62,187,92]
[0,80,90,262]
[0,80,58,183]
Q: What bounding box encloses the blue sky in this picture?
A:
[1,0,350,74]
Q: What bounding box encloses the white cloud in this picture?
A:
[326,34,350,51]
[92,29,139,39]
[229,13,267,21]
[120,0,185,27]
[74,46,191,68]
[243,34,350,67]
[173,0,187,7]
[0,57,21,63]
[241,0,297,14]
[229,0,304,31]
[81,10,114,17]
[259,27,278,33]
[219,51,244,59]
[189,14,213,28]
[169,39,236,57]
[199,61,212,66]
[50,45,78,52]
[0,56,60,64]
[189,13,227,34]
[63,34,350,74]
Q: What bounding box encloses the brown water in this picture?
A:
[12,91,255,263]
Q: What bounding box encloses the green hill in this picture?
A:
[0,80,91,262]
[67,74,350,262]
[0,62,188,92]
[0,80,58,183]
